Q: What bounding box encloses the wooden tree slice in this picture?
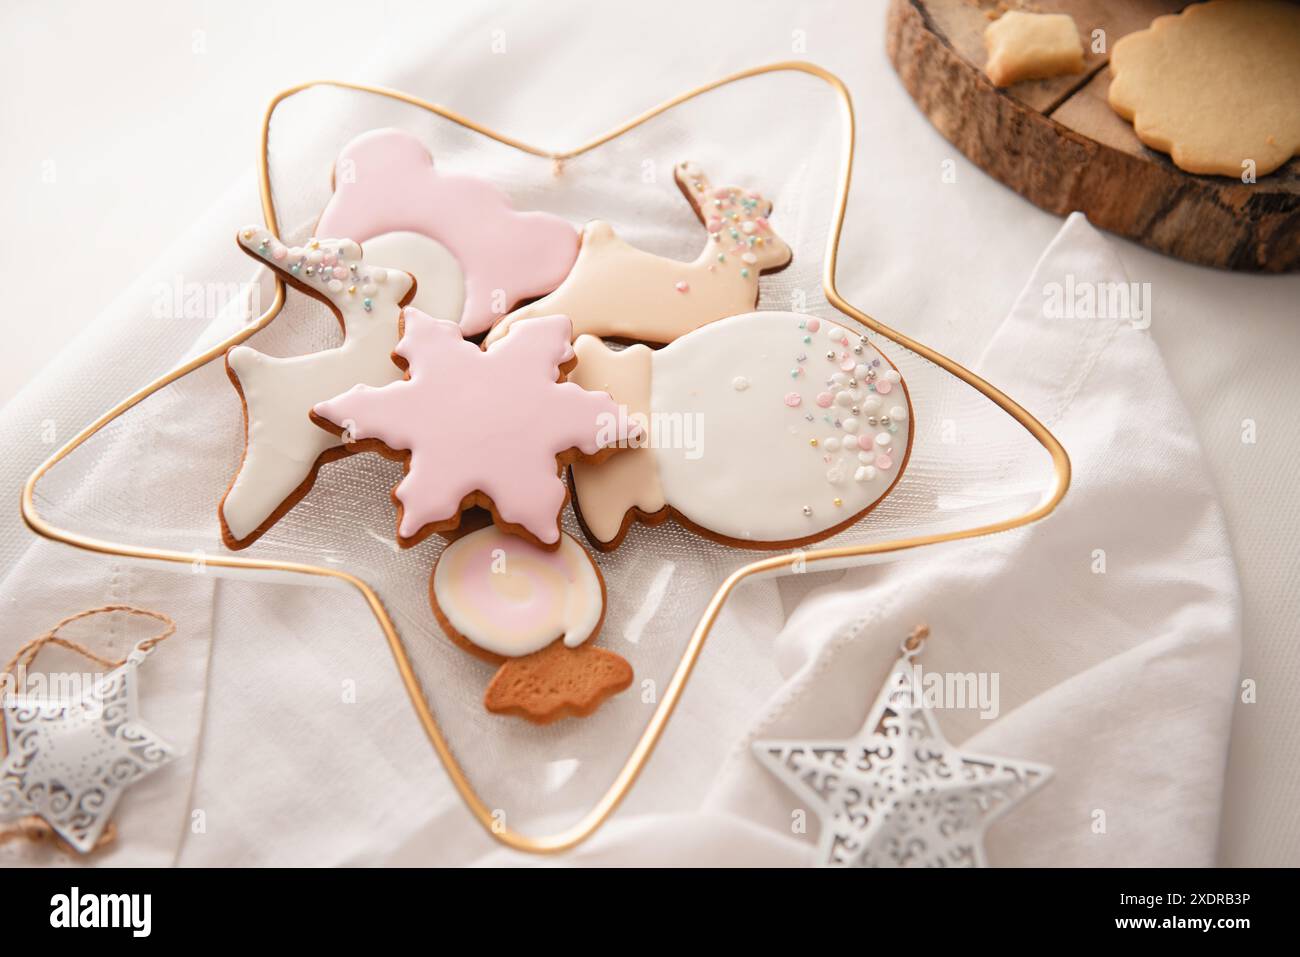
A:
[886,0,1300,272]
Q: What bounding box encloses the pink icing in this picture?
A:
[315,129,579,337]
[313,310,634,545]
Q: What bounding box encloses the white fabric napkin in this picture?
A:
[476,212,1243,867]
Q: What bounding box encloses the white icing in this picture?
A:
[432,527,603,658]
[356,230,465,324]
[647,311,910,544]
[222,228,413,543]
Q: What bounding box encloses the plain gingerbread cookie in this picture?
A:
[1108,0,1300,177]
[983,11,1084,88]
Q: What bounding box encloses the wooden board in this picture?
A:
[886,0,1300,272]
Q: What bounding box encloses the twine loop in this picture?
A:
[900,623,930,658]
[1,605,175,691]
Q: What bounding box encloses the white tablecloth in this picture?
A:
[0,0,1295,866]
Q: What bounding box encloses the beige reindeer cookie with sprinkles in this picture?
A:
[483,162,790,347]
[568,311,913,551]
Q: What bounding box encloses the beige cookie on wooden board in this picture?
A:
[483,161,792,349]
[1108,0,1300,177]
[983,11,1085,87]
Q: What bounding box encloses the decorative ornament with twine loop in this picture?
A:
[0,605,176,855]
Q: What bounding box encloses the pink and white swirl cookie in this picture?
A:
[431,525,632,724]
[316,128,579,335]
[432,525,604,659]
[568,311,912,550]
[483,161,791,347]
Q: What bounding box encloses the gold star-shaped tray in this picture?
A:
[20,63,1069,855]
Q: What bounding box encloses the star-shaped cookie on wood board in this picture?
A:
[753,654,1051,867]
[312,310,638,549]
[0,651,174,854]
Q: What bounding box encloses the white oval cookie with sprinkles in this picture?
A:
[568,311,913,550]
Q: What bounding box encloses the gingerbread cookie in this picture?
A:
[483,161,790,348]
[983,11,1084,88]
[568,312,912,550]
[316,128,579,334]
[431,525,631,723]
[484,641,632,725]
[1108,0,1300,177]
[221,227,415,550]
[311,310,638,549]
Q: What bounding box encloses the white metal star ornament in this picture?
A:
[0,642,175,853]
[753,627,1052,867]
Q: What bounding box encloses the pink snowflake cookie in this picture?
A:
[311,310,636,548]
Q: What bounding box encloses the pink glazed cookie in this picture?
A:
[311,310,638,550]
[316,128,579,336]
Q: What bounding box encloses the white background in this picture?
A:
[1,0,1296,865]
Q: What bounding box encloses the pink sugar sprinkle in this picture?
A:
[675,280,690,293]
[784,392,802,408]
[875,380,893,395]
[815,391,833,408]
[806,318,821,332]
[875,454,893,470]
[840,356,856,371]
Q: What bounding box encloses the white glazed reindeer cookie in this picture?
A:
[219,227,415,550]
[483,162,791,347]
